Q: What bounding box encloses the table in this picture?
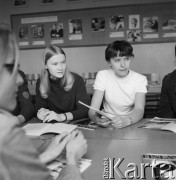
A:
[27,118,176,180]
[83,139,176,180]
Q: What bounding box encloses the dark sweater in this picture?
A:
[157,69,176,118]
[11,70,35,121]
[35,73,90,120]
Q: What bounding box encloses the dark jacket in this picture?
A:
[11,70,35,122]
[157,69,176,118]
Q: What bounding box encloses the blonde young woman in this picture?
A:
[0,23,87,180]
[36,45,90,123]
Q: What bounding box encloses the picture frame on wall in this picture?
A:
[162,14,176,30]
[13,0,28,7]
[40,0,54,5]
[129,14,140,29]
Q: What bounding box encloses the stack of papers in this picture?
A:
[47,155,92,180]
[142,153,176,179]
[138,117,176,133]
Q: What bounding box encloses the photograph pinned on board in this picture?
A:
[162,14,176,30]
[31,24,45,38]
[40,0,54,5]
[91,17,105,32]
[129,14,140,29]
[68,19,82,34]
[13,0,28,7]
[143,16,159,33]
[18,26,28,40]
[50,23,64,38]
[109,15,124,31]
[127,30,142,42]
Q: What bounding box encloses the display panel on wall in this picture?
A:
[10,2,176,49]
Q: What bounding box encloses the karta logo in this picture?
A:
[103,158,176,179]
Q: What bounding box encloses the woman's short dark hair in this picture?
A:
[105,40,134,62]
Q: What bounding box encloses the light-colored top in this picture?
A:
[94,69,148,116]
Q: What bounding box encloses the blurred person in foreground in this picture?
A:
[0,23,87,180]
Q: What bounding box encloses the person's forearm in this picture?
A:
[58,164,83,180]
[39,151,52,164]
[20,104,35,122]
[69,109,88,120]
[88,110,96,122]
[129,108,144,124]
[66,151,80,166]
[65,112,73,121]
[17,115,25,125]
[55,112,73,122]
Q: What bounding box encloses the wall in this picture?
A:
[19,42,175,81]
[0,0,176,81]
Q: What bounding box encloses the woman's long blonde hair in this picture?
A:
[39,45,75,98]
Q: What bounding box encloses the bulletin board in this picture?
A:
[11,2,176,49]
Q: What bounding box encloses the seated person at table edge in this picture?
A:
[0,23,87,180]
[11,69,35,124]
[35,45,90,123]
[157,69,176,118]
[88,40,148,128]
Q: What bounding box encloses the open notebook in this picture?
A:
[22,123,77,136]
